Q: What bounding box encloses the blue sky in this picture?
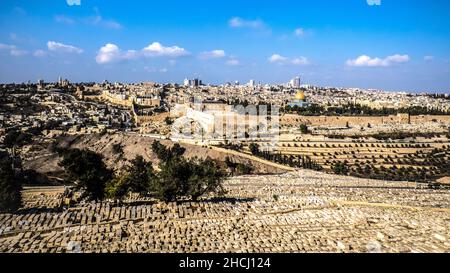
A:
[0,0,449,93]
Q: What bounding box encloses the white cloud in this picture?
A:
[424,55,434,61]
[142,42,189,57]
[10,49,28,56]
[226,58,240,66]
[101,19,122,30]
[269,54,309,65]
[269,54,288,63]
[0,43,28,56]
[84,15,123,30]
[229,17,264,29]
[96,42,189,64]
[96,43,123,64]
[0,43,15,50]
[294,28,305,37]
[291,57,310,65]
[367,0,381,6]
[122,49,138,60]
[346,54,410,67]
[47,41,83,54]
[66,0,81,6]
[33,50,47,58]
[386,54,409,63]
[200,49,226,59]
[144,66,168,73]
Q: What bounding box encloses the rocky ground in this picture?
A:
[0,170,448,253]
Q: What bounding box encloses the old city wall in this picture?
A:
[281,114,450,127]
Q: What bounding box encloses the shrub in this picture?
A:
[105,174,130,200]
[152,141,186,162]
[332,162,349,175]
[151,142,226,202]
[164,116,174,126]
[0,155,22,213]
[249,143,260,155]
[3,129,32,148]
[58,148,113,201]
[299,124,309,134]
[111,143,123,155]
[105,156,155,200]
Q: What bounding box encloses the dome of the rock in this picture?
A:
[294,91,306,101]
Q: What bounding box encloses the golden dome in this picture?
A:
[294,91,306,101]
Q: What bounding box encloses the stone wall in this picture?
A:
[281,114,450,127]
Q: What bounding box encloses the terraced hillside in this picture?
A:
[247,137,450,182]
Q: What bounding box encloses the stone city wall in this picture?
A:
[281,114,450,127]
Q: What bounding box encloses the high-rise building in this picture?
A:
[193,78,200,87]
[37,79,44,88]
[248,79,255,87]
[57,76,69,87]
[184,78,202,87]
[290,76,301,88]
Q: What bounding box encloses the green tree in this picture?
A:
[152,158,192,202]
[111,143,123,155]
[164,116,174,126]
[249,143,260,156]
[224,156,238,174]
[152,141,186,162]
[186,158,226,201]
[105,174,130,200]
[236,162,253,175]
[299,124,309,134]
[105,156,155,200]
[332,162,349,175]
[127,155,155,193]
[150,142,226,202]
[0,154,22,213]
[58,148,113,201]
[3,129,32,148]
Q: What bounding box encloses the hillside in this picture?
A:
[21,133,287,182]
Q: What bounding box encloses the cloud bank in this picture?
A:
[96,42,189,64]
[199,50,226,59]
[229,17,265,29]
[47,41,83,54]
[346,54,409,67]
[269,54,309,65]
[0,43,28,56]
[66,0,81,6]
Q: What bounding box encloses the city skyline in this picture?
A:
[0,0,450,93]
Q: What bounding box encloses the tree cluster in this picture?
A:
[58,148,113,200]
[58,141,226,203]
[248,143,322,171]
[283,103,449,116]
[0,152,23,213]
[150,141,226,202]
